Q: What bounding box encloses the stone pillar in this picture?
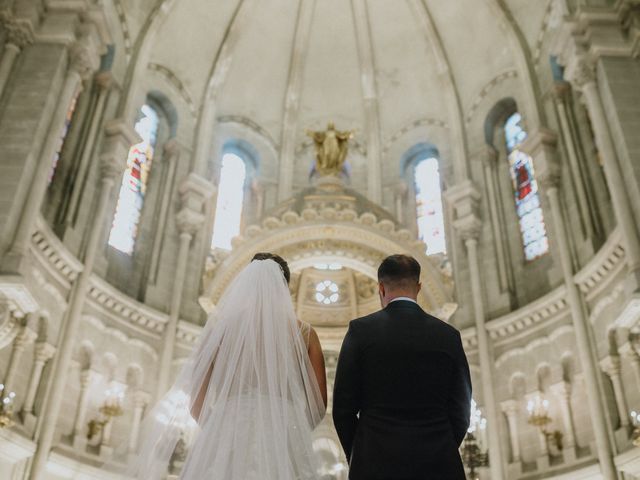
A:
[521,129,617,479]
[2,324,37,394]
[21,342,55,431]
[552,81,596,239]
[550,381,577,449]
[128,390,150,454]
[62,72,113,228]
[620,342,640,390]
[71,369,96,449]
[501,399,521,463]
[156,173,214,399]
[601,355,630,428]
[28,119,140,480]
[5,41,98,264]
[449,181,506,480]
[393,181,407,223]
[0,14,33,96]
[567,58,640,276]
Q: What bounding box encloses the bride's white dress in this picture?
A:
[122,261,325,480]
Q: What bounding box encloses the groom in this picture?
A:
[333,254,472,479]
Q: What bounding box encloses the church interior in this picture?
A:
[1,0,640,478]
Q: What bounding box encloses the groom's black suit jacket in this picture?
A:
[332,300,472,480]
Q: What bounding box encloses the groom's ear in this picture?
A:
[378,282,385,297]
[416,282,422,294]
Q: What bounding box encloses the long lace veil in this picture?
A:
[114,259,326,479]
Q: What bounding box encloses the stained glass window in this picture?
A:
[47,94,79,185]
[315,280,340,305]
[505,113,548,261]
[211,153,247,250]
[108,105,159,254]
[414,157,446,255]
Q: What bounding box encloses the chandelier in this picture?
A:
[461,399,489,479]
[87,385,125,440]
[0,383,16,428]
[527,394,563,452]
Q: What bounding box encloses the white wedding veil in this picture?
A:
[115,259,326,479]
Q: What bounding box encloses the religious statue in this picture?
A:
[306,122,354,176]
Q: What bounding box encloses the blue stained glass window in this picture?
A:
[414,157,446,255]
[505,113,548,261]
[211,153,247,250]
[108,105,159,254]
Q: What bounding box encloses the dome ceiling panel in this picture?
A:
[216,0,300,142]
[367,0,446,139]
[298,0,366,132]
[150,0,242,104]
[422,0,516,111]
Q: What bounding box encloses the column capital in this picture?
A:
[99,119,141,182]
[176,209,205,236]
[1,16,34,49]
[14,326,37,349]
[552,81,572,101]
[393,180,408,197]
[34,342,56,363]
[179,172,216,211]
[600,354,622,378]
[549,380,572,398]
[475,144,499,168]
[162,138,181,161]
[619,341,640,362]
[567,57,597,90]
[444,180,481,218]
[501,399,520,415]
[520,128,562,191]
[132,390,151,408]
[94,71,114,90]
[68,42,99,81]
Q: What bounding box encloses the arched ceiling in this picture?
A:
[117,0,552,152]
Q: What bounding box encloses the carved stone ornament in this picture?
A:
[453,215,483,243]
[570,58,596,89]
[1,16,34,49]
[69,42,98,80]
[176,208,205,236]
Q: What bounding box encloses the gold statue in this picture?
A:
[306,122,353,176]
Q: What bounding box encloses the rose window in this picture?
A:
[315,280,340,305]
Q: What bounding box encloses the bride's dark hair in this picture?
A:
[252,252,291,284]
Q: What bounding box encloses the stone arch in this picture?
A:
[203,214,455,320]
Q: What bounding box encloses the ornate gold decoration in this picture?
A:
[0,383,16,428]
[527,394,563,452]
[306,123,353,176]
[87,386,125,440]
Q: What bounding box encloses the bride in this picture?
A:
[124,253,328,479]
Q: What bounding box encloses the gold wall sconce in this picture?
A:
[0,383,16,428]
[527,394,563,453]
[87,386,125,441]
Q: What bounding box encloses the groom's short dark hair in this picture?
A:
[252,252,291,284]
[378,254,421,290]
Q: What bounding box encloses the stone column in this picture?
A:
[567,58,640,276]
[552,81,596,239]
[620,342,640,390]
[128,390,150,454]
[5,42,99,264]
[521,129,617,479]
[393,181,407,223]
[2,324,37,394]
[0,15,33,96]
[156,173,214,398]
[550,381,577,449]
[71,369,96,449]
[601,355,630,428]
[28,119,140,480]
[21,342,56,430]
[501,399,521,463]
[63,72,113,227]
[449,181,506,480]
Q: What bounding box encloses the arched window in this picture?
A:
[504,112,548,261]
[414,157,446,255]
[108,104,159,254]
[211,152,247,250]
[47,93,80,185]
